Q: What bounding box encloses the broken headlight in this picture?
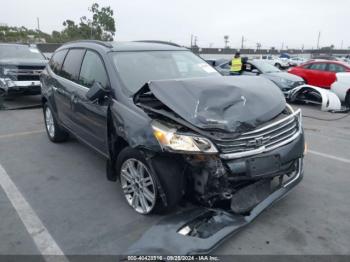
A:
[151,121,218,153]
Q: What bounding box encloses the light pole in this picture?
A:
[317,31,321,49]
[224,35,229,48]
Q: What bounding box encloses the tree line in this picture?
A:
[0,3,116,43]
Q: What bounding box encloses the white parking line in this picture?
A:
[308,150,350,164]
[0,130,45,140]
[0,164,68,260]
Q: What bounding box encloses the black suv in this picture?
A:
[41,40,304,215]
[0,43,47,96]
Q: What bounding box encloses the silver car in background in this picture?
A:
[216,59,305,98]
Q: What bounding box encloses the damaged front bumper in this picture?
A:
[0,78,41,96]
[127,127,305,255]
[127,158,303,255]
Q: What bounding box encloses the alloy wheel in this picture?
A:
[45,107,55,138]
[120,158,157,214]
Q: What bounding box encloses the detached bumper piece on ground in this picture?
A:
[289,84,342,112]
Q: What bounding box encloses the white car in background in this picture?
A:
[259,55,289,69]
[289,57,308,67]
[331,72,350,107]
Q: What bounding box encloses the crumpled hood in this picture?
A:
[135,76,286,133]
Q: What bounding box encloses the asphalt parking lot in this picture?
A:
[0,95,349,257]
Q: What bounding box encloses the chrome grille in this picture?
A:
[4,66,44,81]
[217,109,302,159]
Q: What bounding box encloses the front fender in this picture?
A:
[109,98,161,151]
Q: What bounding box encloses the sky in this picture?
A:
[1,0,349,49]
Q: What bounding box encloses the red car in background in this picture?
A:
[288,60,350,89]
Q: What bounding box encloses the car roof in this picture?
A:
[58,40,187,53]
[306,59,350,67]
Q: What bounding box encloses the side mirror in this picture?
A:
[252,69,260,75]
[86,81,109,101]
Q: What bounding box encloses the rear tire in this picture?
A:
[43,103,69,143]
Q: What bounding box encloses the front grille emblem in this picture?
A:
[246,136,271,148]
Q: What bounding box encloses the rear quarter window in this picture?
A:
[60,49,86,82]
[301,64,312,69]
[327,63,346,73]
[49,49,68,75]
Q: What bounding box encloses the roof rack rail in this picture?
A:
[134,40,182,47]
[66,40,113,48]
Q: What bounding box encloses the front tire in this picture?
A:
[116,147,182,215]
[43,103,69,143]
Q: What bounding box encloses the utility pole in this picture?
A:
[317,31,321,49]
[224,35,229,48]
[36,17,40,42]
[256,42,261,50]
[190,34,193,48]
[241,35,245,49]
[37,17,40,31]
[194,36,198,47]
[88,19,93,39]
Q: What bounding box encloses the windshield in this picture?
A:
[112,51,219,93]
[0,45,45,60]
[253,60,281,73]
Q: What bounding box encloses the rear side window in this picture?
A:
[327,63,346,73]
[309,63,327,71]
[79,50,109,89]
[302,64,312,69]
[60,49,86,82]
[49,49,68,75]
